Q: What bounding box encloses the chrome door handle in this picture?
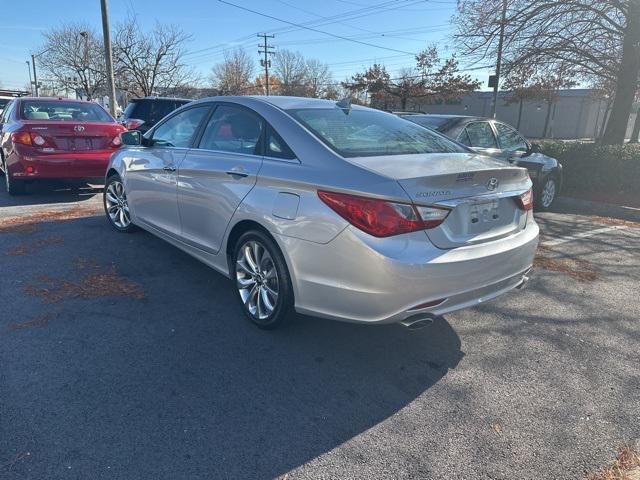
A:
[163,165,176,172]
[226,167,248,178]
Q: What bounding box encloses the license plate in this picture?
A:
[469,199,500,224]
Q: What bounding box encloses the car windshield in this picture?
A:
[0,99,10,111]
[20,100,113,122]
[405,115,456,132]
[288,108,464,158]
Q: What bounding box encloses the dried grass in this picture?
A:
[586,215,640,229]
[24,265,145,304]
[588,446,640,480]
[8,315,51,331]
[6,236,64,256]
[534,245,597,282]
[0,205,101,233]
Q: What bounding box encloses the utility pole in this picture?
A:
[26,61,33,95]
[490,0,508,119]
[257,33,275,96]
[100,0,118,116]
[31,54,39,97]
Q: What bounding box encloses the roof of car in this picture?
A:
[132,96,192,102]
[251,95,371,110]
[16,96,97,103]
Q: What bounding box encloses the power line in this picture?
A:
[184,0,408,59]
[216,0,418,56]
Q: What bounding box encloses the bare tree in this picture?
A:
[37,23,106,100]
[114,17,197,98]
[304,58,338,99]
[272,50,308,96]
[454,0,640,144]
[210,48,255,95]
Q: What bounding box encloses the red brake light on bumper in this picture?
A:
[318,190,450,237]
[515,187,534,211]
[125,119,145,130]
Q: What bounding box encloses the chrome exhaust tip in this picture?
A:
[400,314,437,331]
[515,268,532,290]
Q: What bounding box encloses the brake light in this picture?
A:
[125,119,145,130]
[318,190,450,237]
[515,187,534,211]
[110,135,123,148]
[12,131,32,145]
[11,131,54,148]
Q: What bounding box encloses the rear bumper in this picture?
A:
[277,213,539,324]
[9,151,115,179]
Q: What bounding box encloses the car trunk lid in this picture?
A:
[348,152,531,248]
[23,121,122,152]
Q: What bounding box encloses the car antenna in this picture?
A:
[336,97,352,115]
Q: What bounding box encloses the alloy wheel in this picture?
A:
[236,240,279,322]
[105,180,131,228]
[541,178,556,208]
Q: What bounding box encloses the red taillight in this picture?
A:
[110,135,123,148]
[318,190,450,237]
[515,187,534,211]
[11,131,54,148]
[12,131,32,145]
[125,119,145,130]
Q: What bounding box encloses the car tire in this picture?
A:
[104,174,136,232]
[232,230,295,330]
[3,161,26,196]
[535,175,558,210]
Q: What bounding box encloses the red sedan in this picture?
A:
[0,97,126,195]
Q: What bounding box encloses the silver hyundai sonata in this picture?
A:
[104,96,538,329]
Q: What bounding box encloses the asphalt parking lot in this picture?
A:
[1,182,639,480]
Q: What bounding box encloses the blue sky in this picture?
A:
[0,0,489,91]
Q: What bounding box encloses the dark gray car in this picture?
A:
[400,114,563,209]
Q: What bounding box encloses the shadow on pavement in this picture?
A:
[0,179,103,207]
[0,216,464,479]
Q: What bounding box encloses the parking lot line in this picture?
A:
[542,225,628,247]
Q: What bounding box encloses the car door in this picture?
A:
[459,121,501,157]
[177,103,265,254]
[493,122,530,162]
[125,105,210,237]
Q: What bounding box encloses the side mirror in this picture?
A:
[121,130,142,146]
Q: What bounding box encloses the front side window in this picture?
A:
[20,100,113,122]
[288,108,464,158]
[464,122,498,149]
[198,105,263,155]
[152,106,209,148]
[495,123,528,152]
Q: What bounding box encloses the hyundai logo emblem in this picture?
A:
[74,125,85,132]
[486,177,499,191]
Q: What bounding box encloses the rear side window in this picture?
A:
[494,123,528,152]
[20,100,113,122]
[265,125,295,160]
[123,100,148,119]
[198,105,263,155]
[464,122,497,149]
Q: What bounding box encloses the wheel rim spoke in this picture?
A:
[236,240,280,322]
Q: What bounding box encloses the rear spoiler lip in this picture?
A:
[429,187,531,208]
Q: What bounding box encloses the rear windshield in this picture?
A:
[20,100,113,122]
[287,108,464,158]
[405,115,456,132]
[123,99,190,123]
